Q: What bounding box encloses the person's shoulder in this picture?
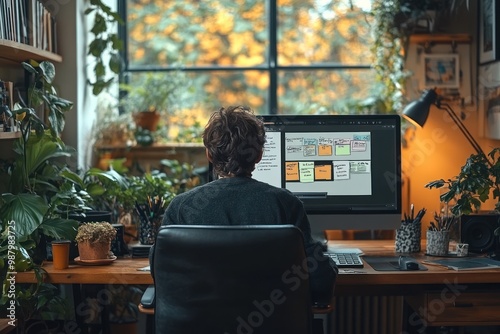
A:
[170,179,227,204]
[251,179,300,199]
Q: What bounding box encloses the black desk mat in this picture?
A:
[363,256,428,271]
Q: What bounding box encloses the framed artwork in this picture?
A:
[478,62,500,139]
[423,54,460,89]
[479,0,499,64]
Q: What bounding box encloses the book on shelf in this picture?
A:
[0,4,4,40]
[428,257,500,271]
[0,0,57,53]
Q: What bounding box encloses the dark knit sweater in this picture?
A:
[151,176,338,304]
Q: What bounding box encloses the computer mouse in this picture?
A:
[399,257,419,271]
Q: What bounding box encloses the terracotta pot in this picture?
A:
[133,111,160,131]
[78,241,111,260]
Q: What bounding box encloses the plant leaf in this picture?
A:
[0,193,48,238]
[38,218,78,240]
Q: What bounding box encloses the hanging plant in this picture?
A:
[86,0,124,96]
[370,1,470,116]
[370,0,412,116]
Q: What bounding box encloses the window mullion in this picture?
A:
[269,0,278,114]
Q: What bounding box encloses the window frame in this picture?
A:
[117,0,373,115]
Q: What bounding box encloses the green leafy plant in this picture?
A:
[370,0,469,120]
[0,60,88,330]
[425,148,500,216]
[426,148,500,254]
[75,222,117,244]
[86,0,123,95]
[371,0,412,117]
[119,71,190,115]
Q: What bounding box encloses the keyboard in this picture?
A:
[327,252,364,268]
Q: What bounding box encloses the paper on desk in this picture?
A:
[326,247,364,255]
[137,265,151,271]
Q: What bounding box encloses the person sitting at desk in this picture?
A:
[149,105,337,308]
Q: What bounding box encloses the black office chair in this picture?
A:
[147,224,316,334]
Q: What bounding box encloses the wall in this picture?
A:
[53,0,117,170]
[402,2,500,233]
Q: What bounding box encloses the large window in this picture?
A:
[120,0,379,131]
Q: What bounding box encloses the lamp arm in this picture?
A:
[438,103,491,166]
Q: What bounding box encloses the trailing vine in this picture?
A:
[370,0,412,116]
[86,0,123,96]
[370,0,469,116]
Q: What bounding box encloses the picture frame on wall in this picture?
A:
[423,54,460,89]
[478,62,500,139]
[479,0,499,64]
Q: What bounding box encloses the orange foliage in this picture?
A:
[126,1,375,117]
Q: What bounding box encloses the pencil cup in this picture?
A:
[139,215,163,245]
[395,222,421,253]
[426,230,450,256]
[51,240,71,269]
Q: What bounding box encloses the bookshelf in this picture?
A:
[0,0,62,140]
[0,131,20,139]
[0,39,62,65]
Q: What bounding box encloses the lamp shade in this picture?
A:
[402,89,438,127]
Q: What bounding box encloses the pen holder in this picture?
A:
[426,230,450,256]
[139,215,163,245]
[395,221,421,253]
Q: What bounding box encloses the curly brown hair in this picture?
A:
[203,106,265,178]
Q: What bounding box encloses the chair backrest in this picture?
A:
[153,224,313,334]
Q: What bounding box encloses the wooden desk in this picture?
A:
[15,240,500,287]
[15,240,500,332]
[15,258,151,285]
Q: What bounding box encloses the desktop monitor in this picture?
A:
[252,114,402,236]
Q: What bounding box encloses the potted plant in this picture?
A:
[425,148,500,253]
[0,60,91,332]
[119,71,190,133]
[75,222,117,261]
[425,148,500,216]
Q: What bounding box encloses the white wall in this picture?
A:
[54,0,118,170]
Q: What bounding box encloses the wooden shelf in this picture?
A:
[0,131,21,139]
[0,39,62,65]
[409,33,472,45]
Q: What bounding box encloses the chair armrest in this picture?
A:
[141,285,155,309]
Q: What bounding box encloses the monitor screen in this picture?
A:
[253,114,402,235]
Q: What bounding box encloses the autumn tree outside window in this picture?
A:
[118,0,384,140]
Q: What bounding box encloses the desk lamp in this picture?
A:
[402,88,490,166]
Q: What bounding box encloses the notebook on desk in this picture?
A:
[426,257,500,271]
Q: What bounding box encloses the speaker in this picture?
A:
[460,214,500,253]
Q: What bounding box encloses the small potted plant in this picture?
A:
[119,71,189,132]
[425,148,500,216]
[75,222,117,261]
[426,148,500,254]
